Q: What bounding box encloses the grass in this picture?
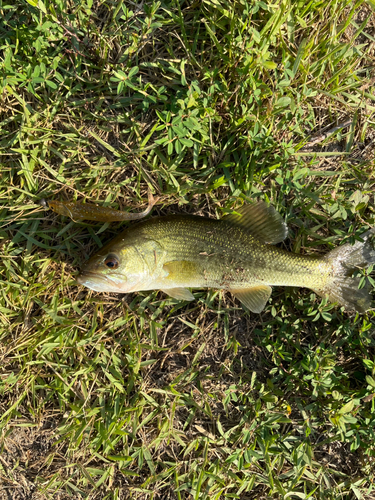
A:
[1,0,375,498]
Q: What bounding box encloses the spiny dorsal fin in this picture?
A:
[162,287,195,301]
[224,201,288,244]
[231,285,272,313]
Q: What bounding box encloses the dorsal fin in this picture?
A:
[223,201,288,244]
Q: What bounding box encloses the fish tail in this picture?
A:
[315,228,375,313]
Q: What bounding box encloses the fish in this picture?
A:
[45,192,156,222]
[77,201,375,313]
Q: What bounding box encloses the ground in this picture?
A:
[1,0,375,499]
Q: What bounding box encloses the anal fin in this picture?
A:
[162,287,195,301]
[231,285,272,313]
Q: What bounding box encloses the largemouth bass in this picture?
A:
[77,202,375,313]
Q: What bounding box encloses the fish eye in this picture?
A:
[104,254,119,270]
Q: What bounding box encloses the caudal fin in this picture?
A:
[315,229,375,313]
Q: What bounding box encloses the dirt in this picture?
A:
[0,421,59,500]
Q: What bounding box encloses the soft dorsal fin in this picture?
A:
[162,287,195,301]
[230,285,272,313]
[224,201,288,244]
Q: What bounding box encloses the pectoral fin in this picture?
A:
[163,260,199,280]
[161,261,197,300]
[231,285,272,313]
[162,287,195,301]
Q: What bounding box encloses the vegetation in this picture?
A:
[1,0,375,498]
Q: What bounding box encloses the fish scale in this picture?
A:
[127,215,328,290]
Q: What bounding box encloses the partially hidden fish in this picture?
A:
[47,192,156,222]
[77,201,375,313]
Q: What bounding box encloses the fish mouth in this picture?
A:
[76,271,125,292]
